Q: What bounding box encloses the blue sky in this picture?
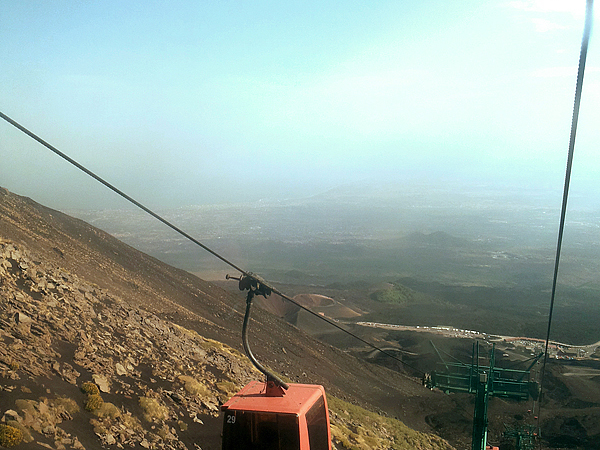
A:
[1,0,598,209]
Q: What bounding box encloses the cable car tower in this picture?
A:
[221,274,332,450]
[424,341,541,450]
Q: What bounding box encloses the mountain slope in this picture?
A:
[0,187,456,449]
[0,237,256,449]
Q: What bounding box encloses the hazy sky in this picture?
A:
[1,0,598,209]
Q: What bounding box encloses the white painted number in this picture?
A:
[227,415,236,424]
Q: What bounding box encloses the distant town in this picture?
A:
[356,322,600,361]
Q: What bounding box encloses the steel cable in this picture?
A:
[536,0,594,439]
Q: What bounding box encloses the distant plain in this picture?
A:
[68,180,600,345]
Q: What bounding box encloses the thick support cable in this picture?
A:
[537,0,594,433]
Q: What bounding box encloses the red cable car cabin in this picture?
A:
[221,380,332,450]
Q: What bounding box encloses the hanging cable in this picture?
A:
[0,109,423,377]
[536,0,594,435]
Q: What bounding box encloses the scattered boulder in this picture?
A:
[14,312,32,324]
[92,375,110,393]
[2,410,20,423]
[115,362,127,376]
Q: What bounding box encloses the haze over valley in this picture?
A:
[67,180,600,346]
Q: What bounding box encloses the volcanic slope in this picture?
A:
[0,187,454,450]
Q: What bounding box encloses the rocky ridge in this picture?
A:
[0,238,260,449]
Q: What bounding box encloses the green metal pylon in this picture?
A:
[425,340,539,450]
[471,342,494,450]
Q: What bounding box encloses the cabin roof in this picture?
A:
[221,381,325,416]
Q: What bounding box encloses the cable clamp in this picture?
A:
[226,273,272,298]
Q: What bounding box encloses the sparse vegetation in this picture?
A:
[216,380,238,396]
[85,394,104,411]
[216,380,239,402]
[328,396,452,450]
[81,381,100,395]
[94,402,121,419]
[178,375,208,397]
[173,324,252,361]
[0,424,23,448]
[82,381,105,412]
[90,418,109,436]
[52,397,80,415]
[139,397,169,422]
[370,283,415,305]
[5,421,32,444]
[14,399,36,415]
[157,424,173,440]
[119,413,144,433]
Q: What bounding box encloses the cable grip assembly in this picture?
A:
[227,273,288,396]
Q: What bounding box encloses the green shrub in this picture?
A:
[85,394,104,411]
[81,382,100,395]
[370,284,414,305]
[6,421,33,444]
[0,424,23,447]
